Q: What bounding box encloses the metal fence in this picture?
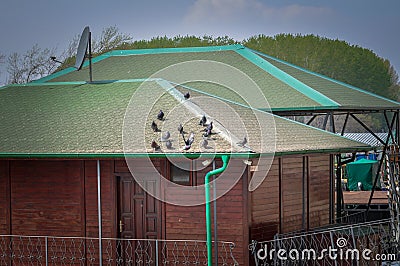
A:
[0,235,238,265]
[250,219,400,266]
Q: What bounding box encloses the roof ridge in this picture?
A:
[159,80,369,149]
[156,79,252,152]
[108,44,245,56]
[235,47,340,107]
[33,44,246,84]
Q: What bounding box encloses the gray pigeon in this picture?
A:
[203,128,211,138]
[187,132,194,145]
[151,140,160,151]
[151,121,159,132]
[165,140,172,149]
[157,110,164,120]
[182,131,194,150]
[178,124,184,134]
[204,121,213,132]
[200,138,208,148]
[184,92,190,100]
[237,137,247,147]
[161,131,170,141]
[199,115,207,126]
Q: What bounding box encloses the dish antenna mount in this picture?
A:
[75,26,93,82]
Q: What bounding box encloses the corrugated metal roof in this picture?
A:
[341,133,389,147]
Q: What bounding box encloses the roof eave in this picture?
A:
[0,145,372,160]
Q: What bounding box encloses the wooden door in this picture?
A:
[117,175,162,264]
[118,175,161,239]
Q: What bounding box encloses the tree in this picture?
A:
[119,35,237,50]
[387,63,400,101]
[243,34,399,101]
[0,52,5,81]
[92,25,132,54]
[6,44,58,84]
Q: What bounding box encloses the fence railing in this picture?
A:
[0,235,238,265]
[249,219,400,266]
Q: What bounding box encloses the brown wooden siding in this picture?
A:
[113,158,249,262]
[0,154,332,264]
[308,154,331,228]
[249,158,280,241]
[0,160,116,238]
[9,160,85,236]
[281,156,304,233]
[0,161,10,234]
[250,154,332,241]
[84,160,116,238]
[165,159,248,266]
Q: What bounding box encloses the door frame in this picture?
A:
[115,172,165,240]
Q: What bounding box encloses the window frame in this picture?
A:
[169,160,196,186]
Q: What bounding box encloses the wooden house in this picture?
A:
[1,45,398,264]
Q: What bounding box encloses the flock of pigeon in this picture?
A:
[149,91,247,152]
[149,91,211,152]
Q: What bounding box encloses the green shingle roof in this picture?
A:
[45,49,320,110]
[37,44,400,112]
[255,51,400,110]
[0,81,369,158]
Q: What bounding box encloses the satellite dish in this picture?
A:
[75,26,90,70]
[74,26,93,82]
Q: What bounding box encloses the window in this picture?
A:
[170,161,192,185]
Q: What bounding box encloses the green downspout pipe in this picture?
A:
[205,155,229,266]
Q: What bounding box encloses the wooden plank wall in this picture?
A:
[281,156,305,233]
[249,158,280,241]
[308,154,331,228]
[84,160,116,238]
[165,159,248,266]
[9,160,85,236]
[0,155,331,263]
[114,158,248,263]
[0,160,116,238]
[250,154,332,240]
[0,161,10,234]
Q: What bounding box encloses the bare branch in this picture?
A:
[92,25,132,54]
[7,52,24,84]
[6,44,58,84]
[61,34,80,60]
[0,52,5,79]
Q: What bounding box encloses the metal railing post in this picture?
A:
[155,240,159,266]
[329,231,338,266]
[45,236,48,266]
[97,160,103,266]
[350,226,358,266]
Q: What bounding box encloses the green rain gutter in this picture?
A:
[205,155,229,266]
[0,149,373,159]
[0,152,257,159]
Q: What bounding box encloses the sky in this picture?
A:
[0,0,399,86]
